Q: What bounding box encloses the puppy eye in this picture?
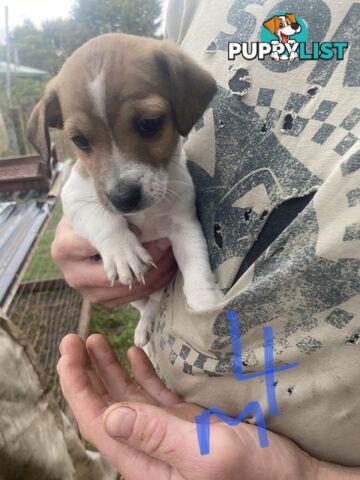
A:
[71,135,90,150]
[136,117,164,137]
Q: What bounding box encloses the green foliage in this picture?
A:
[72,0,162,37]
[1,0,162,76]
[90,303,139,374]
[72,0,123,35]
[121,0,162,36]
[23,201,63,281]
[42,18,92,67]
[0,75,47,155]
[1,0,162,156]
[10,77,46,116]
[10,20,61,75]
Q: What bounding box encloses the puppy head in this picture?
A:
[263,14,300,37]
[27,33,217,214]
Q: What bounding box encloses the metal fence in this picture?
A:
[0,168,90,411]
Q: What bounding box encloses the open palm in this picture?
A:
[57,334,318,480]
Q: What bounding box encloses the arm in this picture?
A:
[57,334,360,480]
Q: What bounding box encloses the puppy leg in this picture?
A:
[170,219,223,311]
[132,289,163,347]
[61,169,153,286]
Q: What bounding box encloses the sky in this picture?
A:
[0,0,74,41]
[0,0,166,43]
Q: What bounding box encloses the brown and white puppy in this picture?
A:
[263,14,301,61]
[27,33,223,347]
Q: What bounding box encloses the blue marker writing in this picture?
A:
[195,310,300,455]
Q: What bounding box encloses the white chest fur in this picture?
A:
[61,148,223,347]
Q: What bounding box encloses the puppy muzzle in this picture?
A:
[107,181,143,213]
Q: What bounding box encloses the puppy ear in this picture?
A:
[27,90,63,162]
[155,43,217,136]
[285,13,297,24]
[263,17,278,35]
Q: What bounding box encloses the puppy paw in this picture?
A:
[185,283,224,311]
[271,52,280,62]
[101,232,153,286]
[134,316,154,348]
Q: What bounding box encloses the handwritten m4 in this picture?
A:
[195,311,300,455]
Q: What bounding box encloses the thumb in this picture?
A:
[104,402,199,466]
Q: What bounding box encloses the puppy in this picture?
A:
[27,33,223,347]
[263,13,301,61]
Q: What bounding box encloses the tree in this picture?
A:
[72,0,162,37]
[9,20,60,75]
[120,0,162,36]
[3,0,163,74]
[42,18,91,67]
[0,0,163,155]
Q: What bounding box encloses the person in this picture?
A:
[57,332,358,479]
[0,312,118,480]
[53,0,360,477]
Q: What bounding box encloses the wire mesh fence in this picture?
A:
[5,195,86,411]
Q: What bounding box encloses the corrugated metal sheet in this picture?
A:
[0,199,54,305]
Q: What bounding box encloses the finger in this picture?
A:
[141,238,172,267]
[127,347,181,406]
[86,335,158,405]
[58,334,108,425]
[59,336,108,400]
[66,258,116,289]
[52,217,98,261]
[67,241,175,290]
[128,223,141,236]
[58,336,170,477]
[104,402,202,468]
[80,259,177,304]
[87,369,113,404]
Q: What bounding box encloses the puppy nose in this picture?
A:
[107,181,142,213]
[291,22,300,29]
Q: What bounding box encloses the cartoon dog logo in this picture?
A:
[263,13,302,62]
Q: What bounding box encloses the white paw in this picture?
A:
[271,52,280,62]
[134,316,154,348]
[184,283,224,311]
[100,232,153,286]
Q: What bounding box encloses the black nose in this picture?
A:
[107,181,142,213]
[291,22,299,29]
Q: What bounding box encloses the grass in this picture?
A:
[22,192,138,373]
[24,197,139,373]
[23,201,63,281]
[89,303,140,374]
[85,304,139,455]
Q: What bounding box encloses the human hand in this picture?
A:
[57,334,331,480]
[51,217,177,306]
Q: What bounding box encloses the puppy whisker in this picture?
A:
[167,180,192,187]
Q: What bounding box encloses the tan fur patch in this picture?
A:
[27,33,216,206]
[263,16,282,35]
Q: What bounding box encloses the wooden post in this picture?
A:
[4,5,19,155]
[5,6,11,107]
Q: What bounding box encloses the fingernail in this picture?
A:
[105,407,136,439]
[157,238,171,251]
